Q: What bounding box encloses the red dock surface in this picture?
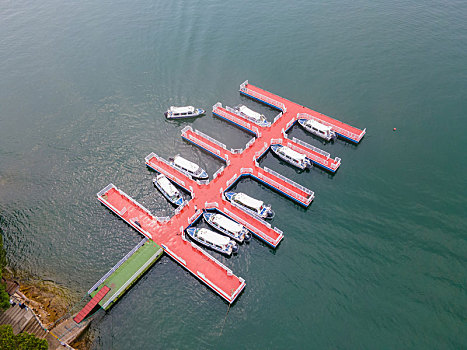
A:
[73,286,110,324]
[239,81,366,143]
[98,81,365,303]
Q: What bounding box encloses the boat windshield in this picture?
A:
[157,175,178,197]
[239,105,263,122]
[170,106,195,114]
[174,156,200,173]
[213,214,243,234]
[235,193,263,212]
[198,228,230,246]
[280,146,306,162]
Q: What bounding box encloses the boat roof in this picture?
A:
[238,105,263,121]
[235,193,263,211]
[157,174,178,197]
[169,106,195,114]
[305,119,333,131]
[279,146,306,161]
[212,214,243,234]
[174,155,199,173]
[197,228,231,246]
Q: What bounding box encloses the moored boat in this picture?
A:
[270,144,311,170]
[203,212,251,243]
[234,104,269,127]
[165,106,205,119]
[298,118,337,141]
[186,227,238,256]
[153,174,184,206]
[225,192,274,219]
[169,155,208,180]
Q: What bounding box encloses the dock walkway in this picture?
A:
[96,80,365,304]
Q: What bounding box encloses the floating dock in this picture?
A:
[92,81,365,305]
[89,239,163,310]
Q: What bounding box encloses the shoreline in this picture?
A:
[2,267,94,349]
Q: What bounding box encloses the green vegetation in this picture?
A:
[0,234,10,311]
[0,324,48,350]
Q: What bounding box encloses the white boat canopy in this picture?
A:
[280,146,307,162]
[235,193,263,212]
[305,119,333,132]
[157,174,178,197]
[239,105,262,122]
[197,228,231,246]
[170,106,195,114]
[174,155,200,173]
[212,214,243,234]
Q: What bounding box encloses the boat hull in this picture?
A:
[270,144,311,170]
[203,212,251,243]
[298,119,337,141]
[166,109,205,119]
[225,192,274,220]
[153,177,184,206]
[186,228,236,256]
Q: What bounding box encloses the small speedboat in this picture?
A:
[203,212,251,243]
[234,105,269,127]
[225,192,274,219]
[153,174,184,206]
[165,106,205,119]
[298,118,337,141]
[169,155,208,180]
[186,227,238,256]
[270,144,311,170]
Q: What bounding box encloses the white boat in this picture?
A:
[225,192,274,219]
[165,106,205,119]
[153,174,184,206]
[186,228,238,256]
[203,212,252,243]
[270,144,311,170]
[298,118,337,141]
[234,105,269,127]
[169,155,208,180]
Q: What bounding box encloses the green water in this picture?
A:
[1,0,466,348]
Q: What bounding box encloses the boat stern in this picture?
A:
[243,229,252,242]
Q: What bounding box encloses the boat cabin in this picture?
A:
[233,193,264,214]
[195,228,231,249]
[278,146,307,164]
[212,214,244,234]
[174,155,199,173]
[157,175,178,197]
[301,119,336,140]
[169,106,195,117]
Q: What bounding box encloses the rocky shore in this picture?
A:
[2,267,94,349]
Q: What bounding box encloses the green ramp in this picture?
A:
[91,240,163,310]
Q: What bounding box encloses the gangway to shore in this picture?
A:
[73,286,110,324]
